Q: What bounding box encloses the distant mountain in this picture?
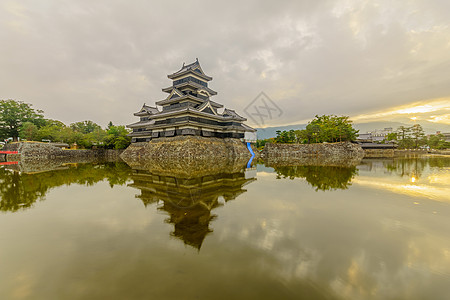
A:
[256,124,306,140]
[255,121,450,139]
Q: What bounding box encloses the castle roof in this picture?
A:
[127,119,155,128]
[133,104,159,116]
[155,93,223,108]
[196,100,218,115]
[162,81,217,96]
[222,108,246,121]
[168,59,213,81]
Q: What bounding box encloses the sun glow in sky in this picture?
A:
[351,98,450,125]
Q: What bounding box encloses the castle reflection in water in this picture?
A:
[128,167,257,250]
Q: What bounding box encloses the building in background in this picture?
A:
[440,132,450,142]
[357,127,393,142]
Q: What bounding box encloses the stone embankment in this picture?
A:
[263,141,365,167]
[428,149,450,155]
[2,142,123,173]
[363,149,450,158]
[394,149,450,157]
[120,136,258,177]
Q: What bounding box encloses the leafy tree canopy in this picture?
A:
[0,99,45,141]
[70,120,102,134]
[19,122,39,141]
[387,124,431,149]
[274,115,358,144]
[104,125,131,149]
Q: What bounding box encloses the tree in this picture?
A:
[397,126,410,140]
[69,128,105,149]
[256,138,274,149]
[410,124,426,148]
[386,132,398,141]
[70,120,102,134]
[19,122,39,141]
[104,125,131,149]
[427,134,446,149]
[37,120,67,142]
[304,115,358,143]
[275,130,296,143]
[398,136,414,149]
[0,99,45,141]
[59,127,80,144]
[290,130,304,143]
[44,119,66,128]
[274,115,358,144]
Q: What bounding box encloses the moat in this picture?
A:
[1,157,449,300]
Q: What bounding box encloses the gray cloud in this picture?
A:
[0,0,449,127]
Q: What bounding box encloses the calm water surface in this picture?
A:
[0,157,449,300]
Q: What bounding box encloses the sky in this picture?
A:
[0,0,449,130]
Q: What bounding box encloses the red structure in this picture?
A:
[0,161,18,165]
[0,151,18,154]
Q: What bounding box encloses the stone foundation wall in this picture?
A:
[263,142,365,167]
[3,142,123,163]
[120,136,258,176]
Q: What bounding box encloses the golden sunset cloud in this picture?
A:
[351,98,450,124]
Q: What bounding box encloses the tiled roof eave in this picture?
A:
[168,70,212,81]
[145,107,247,122]
[155,95,223,108]
[134,112,149,116]
[162,82,217,95]
[128,132,152,137]
[127,120,155,128]
[140,120,254,132]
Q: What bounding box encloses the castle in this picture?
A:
[127,59,256,143]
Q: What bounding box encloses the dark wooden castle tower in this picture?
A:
[127,59,256,143]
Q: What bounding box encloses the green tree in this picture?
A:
[388,124,432,149]
[75,128,107,148]
[275,130,296,143]
[427,134,446,149]
[70,120,102,134]
[410,124,426,148]
[386,132,398,141]
[44,119,66,128]
[292,130,306,143]
[59,127,80,144]
[0,99,45,141]
[19,122,39,141]
[398,136,414,149]
[304,115,358,143]
[104,125,131,149]
[397,126,410,140]
[37,120,67,142]
[256,138,273,149]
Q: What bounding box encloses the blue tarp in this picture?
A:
[246,142,255,168]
